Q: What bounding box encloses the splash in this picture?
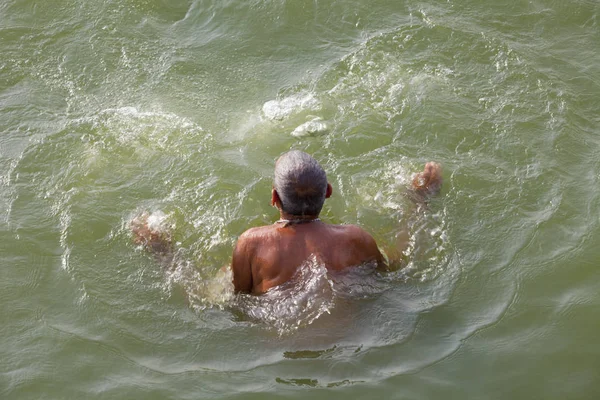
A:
[235,256,336,334]
[257,91,332,138]
[129,209,392,334]
[130,210,235,308]
[291,117,329,137]
[166,258,235,310]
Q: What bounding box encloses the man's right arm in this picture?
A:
[386,162,443,269]
[231,233,253,294]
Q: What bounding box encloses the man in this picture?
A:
[131,151,442,295]
[231,150,442,294]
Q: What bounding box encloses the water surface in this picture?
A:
[1,0,600,398]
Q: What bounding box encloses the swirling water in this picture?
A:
[1,0,600,398]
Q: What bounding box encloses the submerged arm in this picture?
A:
[384,162,443,269]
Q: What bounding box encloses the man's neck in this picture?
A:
[276,212,321,225]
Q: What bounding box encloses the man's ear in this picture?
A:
[271,188,281,207]
[325,183,333,199]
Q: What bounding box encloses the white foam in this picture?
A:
[146,210,168,231]
[291,117,328,137]
[262,93,320,121]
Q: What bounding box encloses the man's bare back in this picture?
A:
[231,222,384,294]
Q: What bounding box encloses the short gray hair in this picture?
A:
[273,150,327,216]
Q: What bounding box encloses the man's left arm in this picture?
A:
[231,234,253,293]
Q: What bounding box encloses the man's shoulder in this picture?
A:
[330,223,372,237]
[234,225,276,257]
[238,224,277,242]
[327,223,383,266]
[329,224,373,244]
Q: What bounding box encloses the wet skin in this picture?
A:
[231,221,385,294]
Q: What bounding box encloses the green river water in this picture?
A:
[1,0,600,398]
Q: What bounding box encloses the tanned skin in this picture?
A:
[131,162,442,296]
[231,162,442,295]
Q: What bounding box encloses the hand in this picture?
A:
[130,212,173,255]
[412,162,442,196]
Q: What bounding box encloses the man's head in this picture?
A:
[272,150,332,217]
